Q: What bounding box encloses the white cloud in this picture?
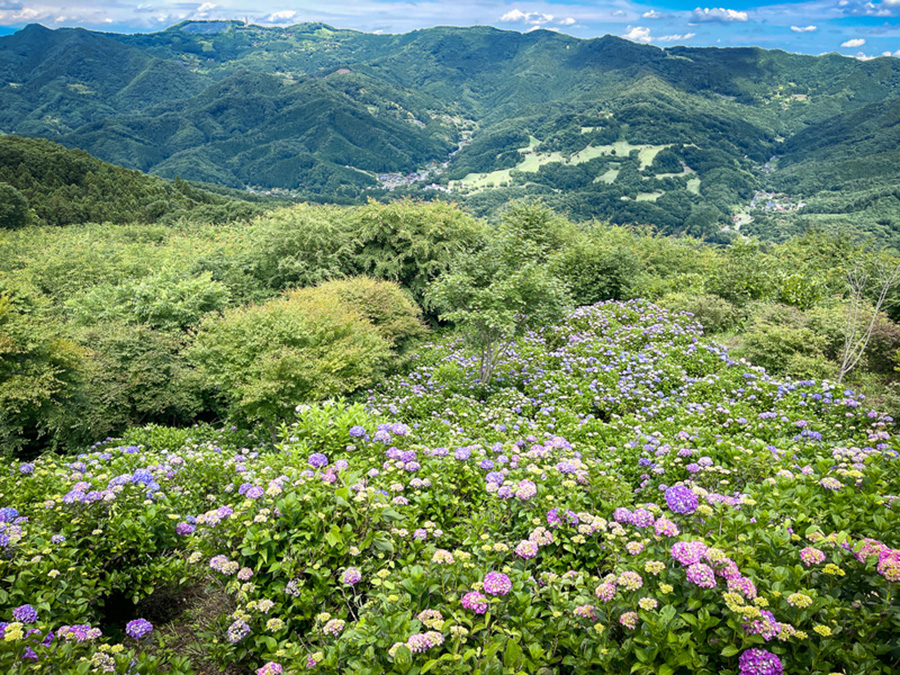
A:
[558,17,576,26]
[623,26,652,43]
[883,49,900,57]
[690,7,749,23]
[642,10,665,19]
[790,25,817,32]
[842,38,866,47]
[854,51,876,60]
[500,9,553,25]
[657,32,696,42]
[197,2,217,12]
[265,10,297,24]
[0,6,42,21]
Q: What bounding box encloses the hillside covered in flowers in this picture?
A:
[1,299,898,674]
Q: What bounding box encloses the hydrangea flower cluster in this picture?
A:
[738,648,783,675]
[125,619,153,639]
[482,572,512,596]
[461,591,488,614]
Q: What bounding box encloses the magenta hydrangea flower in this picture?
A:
[744,610,780,641]
[619,611,638,630]
[727,576,758,599]
[257,663,283,675]
[685,562,717,588]
[515,480,537,500]
[406,631,444,653]
[125,619,153,639]
[515,540,539,559]
[799,547,826,566]
[671,540,708,566]
[738,648,783,675]
[594,582,616,602]
[341,567,362,586]
[483,571,512,596]
[461,591,488,614]
[654,517,679,537]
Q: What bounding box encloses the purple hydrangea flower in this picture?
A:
[348,426,366,438]
[176,522,196,536]
[665,485,699,515]
[307,453,329,469]
[547,508,561,527]
[485,471,505,485]
[227,620,250,643]
[126,619,153,639]
[685,562,717,588]
[632,508,655,528]
[738,648,783,675]
[671,541,708,566]
[0,508,20,522]
[13,604,37,624]
[454,447,471,461]
[341,567,362,586]
[745,610,780,641]
[132,468,154,485]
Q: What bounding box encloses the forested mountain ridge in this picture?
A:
[4,20,900,242]
[0,135,275,227]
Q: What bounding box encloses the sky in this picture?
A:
[1,1,900,59]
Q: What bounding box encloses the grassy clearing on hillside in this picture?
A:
[456,141,672,189]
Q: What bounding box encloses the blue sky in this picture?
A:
[1,0,899,58]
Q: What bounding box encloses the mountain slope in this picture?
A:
[4,21,900,240]
[0,135,271,226]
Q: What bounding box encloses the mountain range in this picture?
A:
[3,20,900,243]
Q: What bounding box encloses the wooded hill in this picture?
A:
[4,21,900,242]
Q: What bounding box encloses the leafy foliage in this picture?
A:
[0,136,272,226]
[5,24,900,238]
[188,282,395,429]
[426,203,572,384]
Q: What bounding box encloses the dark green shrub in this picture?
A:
[78,323,205,437]
[550,236,640,306]
[188,289,393,431]
[658,292,739,334]
[298,277,427,352]
[349,199,485,312]
[0,182,30,230]
[738,303,832,378]
[0,283,86,455]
